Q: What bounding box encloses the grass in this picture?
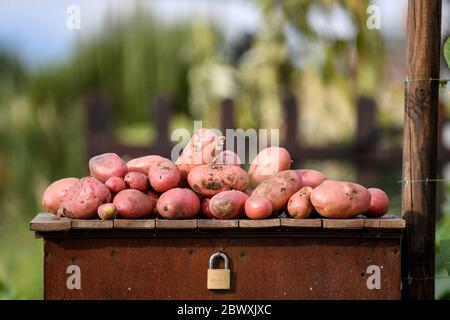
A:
[0,213,43,299]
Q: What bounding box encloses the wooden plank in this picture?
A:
[363,219,381,229]
[322,219,365,229]
[155,219,197,229]
[197,219,239,229]
[239,218,280,228]
[280,218,322,228]
[114,219,155,229]
[402,0,441,300]
[379,219,406,229]
[72,219,113,229]
[44,236,402,300]
[30,213,71,232]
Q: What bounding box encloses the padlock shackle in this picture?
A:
[208,252,229,269]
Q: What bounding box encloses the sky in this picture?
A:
[0,0,407,68]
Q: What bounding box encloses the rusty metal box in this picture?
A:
[30,213,405,300]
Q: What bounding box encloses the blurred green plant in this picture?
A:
[437,37,450,299]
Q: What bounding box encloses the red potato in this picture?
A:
[89,153,127,183]
[146,190,160,217]
[364,188,389,218]
[148,158,181,192]
[252,170,302,212]
[212,150,242,166]
[126,155,164,175]
[97,203,117,220]
[113,189,154,219]
[248,147,291,188]
[310,180,371,219]
[105,176,126,193]
[201,198,215,219]
[41,177,79,214]
[187,164,249,197]
[296,169,327,188]
[245,195,273,220]
[59,177,111,219]
[209,190,248,219]
[124,171,148,192]
[287,186,314,219]
[156,188,200,219]
[176,128,224,178]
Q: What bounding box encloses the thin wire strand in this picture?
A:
[397,178,450,185]
[402,277,450,280]
[405,77,450,84]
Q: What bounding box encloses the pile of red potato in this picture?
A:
[42,129,389,220]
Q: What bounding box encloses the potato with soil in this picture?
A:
[252,170,302,212]
[310,180,371,218]
[148,158,181,192]
[364,188,389,218]
[187,164,249,197]
[124,171,148,192]
[245,195,273,220]
[287,186,314,219]
[176,128,224,178]
[59,177,111,219]
[146,190,160,217]
[209,190,248,219]
[89,153,127,182]
[248,147,291,188]
[104,176,126,193]
[126,155,163,175]
[42,177,79,214]
[156,188,200,219]
[296,169,327,188]
[97,203,117,220]
[113,189,154,219]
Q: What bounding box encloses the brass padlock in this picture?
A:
[207,252,231,290]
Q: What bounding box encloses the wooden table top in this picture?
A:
[30,212,406,232]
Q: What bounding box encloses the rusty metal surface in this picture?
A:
[43,231,401,300]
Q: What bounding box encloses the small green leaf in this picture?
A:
[439,80,448,90]
[444,37,450,70]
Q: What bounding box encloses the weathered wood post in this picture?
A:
[402,0,441,300]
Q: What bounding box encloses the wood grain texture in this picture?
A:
[155,219,197,229]
[71,219,113,229]
[30,213,71,232]
[114,219,155,229]
[280,218,322,228]
[322,219,365,229]
[402,0,441,300]
[239,219,281,228]
[364,219,406,229]
[29,214,405,231]
[197,219,239,229]
[43,236,402,300]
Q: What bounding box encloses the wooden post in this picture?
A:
[402,0,441,300]
[220,98,235,134]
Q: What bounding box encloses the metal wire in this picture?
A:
[397,178,450,185]
[405,77,450,84]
